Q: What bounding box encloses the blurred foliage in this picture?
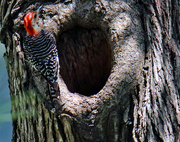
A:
[0,39,12,141]
[0,42,11,123]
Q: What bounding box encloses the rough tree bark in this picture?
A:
[0,0,179,142]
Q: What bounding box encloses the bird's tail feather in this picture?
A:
[50,83,60,100]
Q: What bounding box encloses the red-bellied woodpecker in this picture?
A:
[23,10,61,107]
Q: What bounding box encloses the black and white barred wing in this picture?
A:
[23,30,60,87]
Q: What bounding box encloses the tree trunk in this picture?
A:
[0,0,179,142]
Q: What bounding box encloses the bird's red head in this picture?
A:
[24,11,40,37]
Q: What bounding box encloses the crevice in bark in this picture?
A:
[151,120,163,142]
[41,106,47,141]
[51,116,56,141]
[56,115,66,141]
[32,118,38,141]
[12,118,18,141]
[128,94,134,139]
[171,1,179,43]
[170,50,176,72]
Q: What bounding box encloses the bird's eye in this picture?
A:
[42,10,45,14]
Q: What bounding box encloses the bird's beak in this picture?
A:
[33,6,43,23]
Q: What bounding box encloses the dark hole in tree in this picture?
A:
[57,27,111,96]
